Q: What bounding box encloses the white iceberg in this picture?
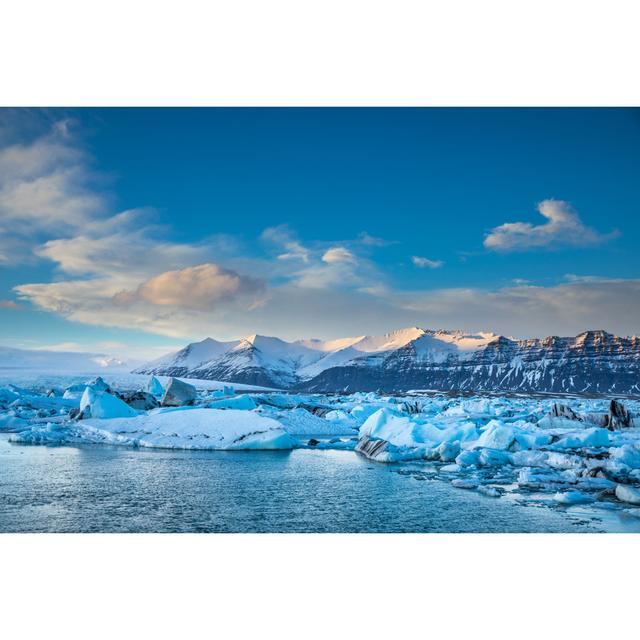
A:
[82,408,292,450]
[615,484,640,505]
[13,408,293,450]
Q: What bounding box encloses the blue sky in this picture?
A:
[1,108,639,359]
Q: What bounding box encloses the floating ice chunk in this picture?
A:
[609,445,640,470]
[456,449,481,466]
[146,376,164,397]
[545,452,584,471]
[437,440,461,462]
[517,467,577,489]
[477,448,512,467]
[440,463,461,473]
[514,431,553,449]
[325,409,350,422]
[349,404,381,424]
[477,485,502,498]
[80,387,137,419]
[0,387,20,405]
[615,484,640,505]
[207,395,257,410]
[511,450,549,467]
[475,421,516,450]
[0,413,29,432]
[61,408,292,450]
[553,428,610,450]
[161,378,197,407]
[553,491,594,505]
[451,479,478,490]
[359,408,414,447]
[576,477,616,491]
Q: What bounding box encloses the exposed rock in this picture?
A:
[355,435,389,460]
[296,402,333,417]
[549,403,581,421]
[117,390,159,411]
[399,401,422,415]
[160,377,198,407]
[307,438,320,447]
[608,399,633,429]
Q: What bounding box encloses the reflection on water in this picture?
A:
[0,435,634,533]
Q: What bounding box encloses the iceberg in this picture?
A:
[206,395,257,410]
[615,484,640,505]
[13,408,293,450]
[146,376,164,397]
[553,491,594,505]
[79,387,138,419]
[161,377,198,407]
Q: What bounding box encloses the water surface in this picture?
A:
[1,435,636,533]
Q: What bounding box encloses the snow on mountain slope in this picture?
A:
[133,337,240,377]
[297,328,494,378]
[412,330,499,363]
[190,335,324,388]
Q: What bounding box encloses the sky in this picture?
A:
[0,107,639,361]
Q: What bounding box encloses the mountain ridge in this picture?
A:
[133,327,640,394]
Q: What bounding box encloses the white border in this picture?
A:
[1,0,639,106]
[1,533,638,638]
[1,1,639,636]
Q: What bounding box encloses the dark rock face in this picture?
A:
[299,331,640,394]
[117,390,159,411]
[295,402,333,417]
[609,399,633,428]
[549,404,582,420]
[355,436,389,461]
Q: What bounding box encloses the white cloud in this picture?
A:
[322,247,357,264]
[261,225,310,262]
[484,199,617,252]
[357,232,396,247]
[412,255,444,269]
[114,263,264,311]
[0,121,108,264]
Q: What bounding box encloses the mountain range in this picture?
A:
[133,327,640,394]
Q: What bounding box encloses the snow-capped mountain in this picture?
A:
[300,329,640,394]
[134,328,640,394]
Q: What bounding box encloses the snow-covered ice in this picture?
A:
[3,373,640,521]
